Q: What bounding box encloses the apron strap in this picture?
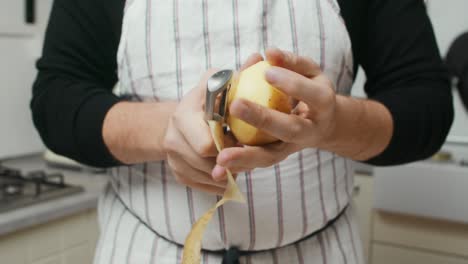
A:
[221,204,349,263]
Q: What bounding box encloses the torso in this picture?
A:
[94,0,363,263]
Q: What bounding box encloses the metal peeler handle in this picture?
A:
[205,70,234,122]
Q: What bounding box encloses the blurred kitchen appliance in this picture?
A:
[374,142,468,224]
[43,150,104,173]
[0,164,84,213]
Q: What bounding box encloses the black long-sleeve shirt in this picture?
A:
[30,0,453,168]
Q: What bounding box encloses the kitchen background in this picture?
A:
[0,0,467,264]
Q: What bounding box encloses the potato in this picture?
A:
[227,61,292,146]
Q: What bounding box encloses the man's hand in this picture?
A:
[211,48,335,180]
[163,69,227,195]
[164,54,264,195]
[212,48,393,180]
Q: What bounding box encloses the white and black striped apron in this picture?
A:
[94,0,365,263]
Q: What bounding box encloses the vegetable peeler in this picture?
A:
[204,69,234,123]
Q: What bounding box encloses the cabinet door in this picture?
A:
[0,37,44,158]
[372,243,468,264]
[373,211,468,258]
[352,174,374,262]
[0,0,36,35]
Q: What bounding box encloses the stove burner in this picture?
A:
[2,183,23,197]
[0,164,84,213]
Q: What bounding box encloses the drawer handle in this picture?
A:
[353,185,361,196]
[25,0,35,24]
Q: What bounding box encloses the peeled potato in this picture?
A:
[227,61,292,146]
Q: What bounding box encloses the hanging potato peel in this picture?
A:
[182,61,292,263]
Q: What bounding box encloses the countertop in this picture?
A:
[0,154,108,236]
[0,155,374,237]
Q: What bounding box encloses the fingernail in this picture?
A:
[217,150,229,166]
[265,67,283,84]
[212,165,227,181]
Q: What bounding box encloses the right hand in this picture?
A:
[163,69,226,195]
[163,54,263,195]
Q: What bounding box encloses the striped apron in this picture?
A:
[94,0,365,263]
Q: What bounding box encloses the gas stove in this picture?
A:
[0,165,84,213]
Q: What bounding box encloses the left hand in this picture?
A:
[211,48,338,181]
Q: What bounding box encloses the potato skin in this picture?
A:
[227,61,292,146]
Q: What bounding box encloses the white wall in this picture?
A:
[351,0,468,143]
[428,0,468,142]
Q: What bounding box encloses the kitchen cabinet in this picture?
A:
[0,209,98,264]
[352,172,468,264]
[352,174,374,262]
[0,0,53,159]
[373,211,468,259]
[0,38,43,159]
[371,243,468,264]
[374,162,468,225]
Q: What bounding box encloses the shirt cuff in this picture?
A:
[74,92,123,167]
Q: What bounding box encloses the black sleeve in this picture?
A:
[30,0,125,167]
[340,0,454,166]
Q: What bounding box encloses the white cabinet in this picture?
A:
[0,0,36,35]
[352,173,468,264]
[372,243,468,264]
[374,162,468,224]
[373,211,468,259]
[352,174,374,263]
[0,210,99,264]
[0,38,43,159]
[0,0,53,159]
